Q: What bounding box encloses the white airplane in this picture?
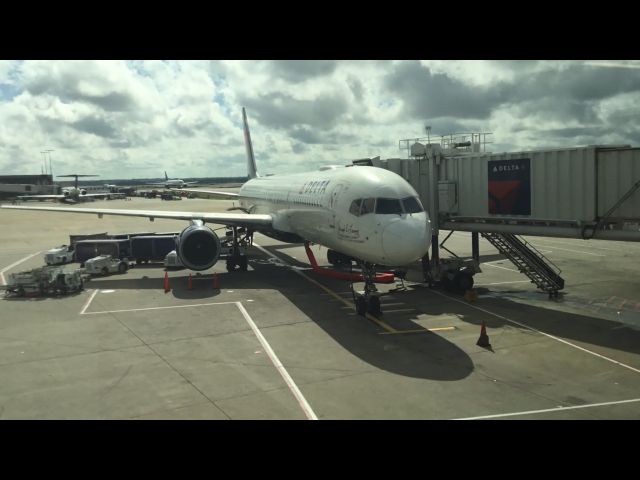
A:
[17,175,125,203]
[147,171,199,189]
[2,108,431,315]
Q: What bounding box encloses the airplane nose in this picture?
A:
[381,217,430,265]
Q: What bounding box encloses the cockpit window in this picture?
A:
[349,199,362,216]
[361,198,376,215]
[375,198,403,214]
[402,196,424,213]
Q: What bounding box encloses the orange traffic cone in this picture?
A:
[476,321,491,349]
[464,289,478,302]
[212,273,220,289]
[188,273,193,290]
[164,271,171,293]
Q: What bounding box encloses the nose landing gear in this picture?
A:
[352,262,383,317]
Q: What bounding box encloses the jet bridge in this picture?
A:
[368,137,640,294]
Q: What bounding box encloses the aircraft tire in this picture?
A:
[102,267,109,276]
[239,256,248,271]
[355,296,367,316]
[118,262,127,273]
[367,296,381,316]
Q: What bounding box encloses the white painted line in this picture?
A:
[427,289,640,374]
[529,243,605,257]
[79,289,99,315]
[0,251,41,285]
[455,397,640,420]
[235,301,318,420]
[81,301,238,315]
[483,262,521,273]
[523,237,625,252]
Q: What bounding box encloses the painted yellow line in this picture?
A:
[379,326,456,335]
[253,243,397,333]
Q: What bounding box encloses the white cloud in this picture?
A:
[0,60,638,179]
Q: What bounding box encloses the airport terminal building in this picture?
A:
[0,174,59,199]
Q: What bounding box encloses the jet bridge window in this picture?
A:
[349,199,362,216]
[401,196,424,213]
[375,198,402,214]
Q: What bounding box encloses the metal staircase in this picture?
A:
[481,233,565,295]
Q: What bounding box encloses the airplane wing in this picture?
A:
[81,193,115,198]
[179,188,239,199]
[1,205,272,228]
[18,194,66,200]
[184,181,199,186]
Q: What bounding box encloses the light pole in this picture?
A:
[42,149,54,179]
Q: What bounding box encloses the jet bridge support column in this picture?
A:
[472,232,480,271]
[428,148,440,273]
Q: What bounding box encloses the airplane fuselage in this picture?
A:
[238,165,431,265]
[164,180,186,188]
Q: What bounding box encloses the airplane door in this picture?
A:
[329,182,347,229]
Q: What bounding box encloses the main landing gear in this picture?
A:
[352,262,382,317]
[224,226,252,272]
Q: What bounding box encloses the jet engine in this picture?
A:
[80,189,87,195]
[176,224,221,271]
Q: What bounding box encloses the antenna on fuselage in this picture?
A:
[242,107,259,179]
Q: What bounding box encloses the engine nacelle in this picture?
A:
[80,189,87,195]
[176,225,221,271]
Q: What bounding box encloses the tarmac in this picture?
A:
[0,195,639,419]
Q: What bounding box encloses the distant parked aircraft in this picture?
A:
[147,171,199,189]
[18,174,125,203]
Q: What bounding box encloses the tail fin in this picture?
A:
[165,171,168,181]
[242,107,259,179]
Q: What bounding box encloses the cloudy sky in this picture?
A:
[0,60,639,180]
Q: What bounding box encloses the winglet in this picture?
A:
[165,171,168,181]
[242,107,259,179]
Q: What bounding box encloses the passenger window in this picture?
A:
[402,196,424,213]
[361,198,376,215]
[349,199,362,216]
[376,198,402,214]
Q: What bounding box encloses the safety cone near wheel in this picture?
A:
[188,273,193,290]
[164,271,171,293]
[476,321,491,349]
[212,273,220,290]
[464,289,478,302]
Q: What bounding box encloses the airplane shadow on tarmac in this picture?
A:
[244,245,476,381]
[81,247,476,381]
[71,244,640,378]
